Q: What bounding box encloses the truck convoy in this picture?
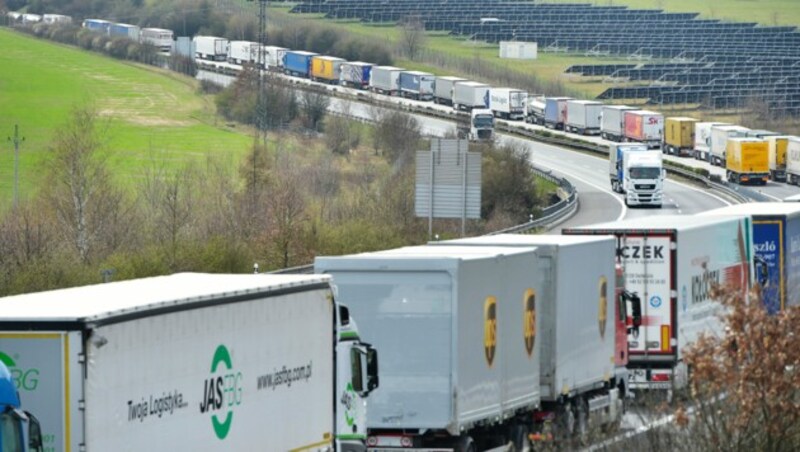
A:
[283,50,319,78]
[701,203,800,314]
[725,138,770,185]
[0,362,44,452]
[609,143,664,207]
[433,76,466,105]
[710,124,750,167]
[0,273,378,452]
[193,35,229,61]
[544,97,572,130]
[453,81,490,111]
[663,117,697,157]
[565,100,603,135]
[457,109,495,141]
[623,110,663,149]
[564,215,753,396]
[316,241,625,451]
[398,71,435,101]
[489,88,527,120]
[600,105,635,142]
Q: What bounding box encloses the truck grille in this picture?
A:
[635,184,656,190]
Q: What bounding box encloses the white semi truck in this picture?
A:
[457,109,495,141]
[0,273,378,452]
[609,144,664,207]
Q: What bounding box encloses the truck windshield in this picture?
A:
[473,115,494,128]
[629,167,661,179]
[1,412,24,452]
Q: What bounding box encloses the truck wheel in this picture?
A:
[510,424,531,452]
[456,435,476,452]
[556,402,576,439]
[574,398,590,445]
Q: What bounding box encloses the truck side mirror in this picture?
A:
[367,347,379,392]
[350,348,365,394]
[27,411,44,452]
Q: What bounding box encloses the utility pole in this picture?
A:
[7,124,24,209]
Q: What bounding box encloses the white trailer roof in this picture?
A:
[363,245,536,258]
[0,273,330,324]
[435,233,614,247]
[566,214,741,232]
[701,202,800,217]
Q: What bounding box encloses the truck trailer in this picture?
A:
[725,138,769,185]
[564,215,753,395]
[453,81,491,111]
[489,88,528,120]
[340,62,373,89]
[526,96,546,125]
[663,117,697,157]
[82,19,111,34]
[701,203,800,314]
[398,71,435,100]
[283,50,319,78]
[141,28,173,52]
[0,273,378,452]
[311,56,346,84]
[193,35,229,61]
[600,105,636,142]
[369,66,405,95]
[109,23,140,41]
[262,46,287,70]
[623,110,663,149]
[0,362,44,452]
[693,122,729,161]
[433,76,466,105]
[544,97,572,130]
[767,136,790,182]
[710,124,750,167]
[565,100,603,135]
[227,41,259,65]
[787,137,800,186]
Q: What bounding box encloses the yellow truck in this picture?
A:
[726,137,769,185]
[766,136,790,182]
[663,117,697,157]
[310,55,345,83]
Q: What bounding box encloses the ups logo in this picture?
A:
[599,276,608,339]
[523,289,536,357]
[484,296,497,367]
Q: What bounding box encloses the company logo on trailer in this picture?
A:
[650,295,662,308]
[523,289,536,357]
[199,345,243,440]
[484,296,497,367]
[0,351,39,391]
[598,277,608,340]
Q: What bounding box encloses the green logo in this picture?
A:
[341,382,356,427]
[199,345,242,440]
[0,352,15,368]
[0,351,38,391]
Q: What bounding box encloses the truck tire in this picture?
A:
[510,424,531,452]
[556,402,576,439]
[456,435,476,452]
[574,398,590,445]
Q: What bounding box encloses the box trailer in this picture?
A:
[710,124,750,167]
[82,19,111,34]
[624,110,663,149]
[227,40,259,65]
[193,35,229,61]
[693,122,728,161]
[767,136,790,182]
[0,273,378,452]
[316,246,547,450]
[489,88,528,120]
[283,50,318,78]
[564,215,753,394]
[526,95,546,125]
[544,97,572,130]
[262,46,287,70]
[340,61,372,89]
[369,66,405,95]
[141,28,173,52]
[725,138,769,185]
[433,76,466,105]
[311,55,345,84]
[701,203,800,314]
[565,100,603,135]
[601,105,636,142]
[109,23,140,41]
[453,81,491,111]
[786,137,800,186]
[398,70,435,100]
[663,117,697,157]
[0,362,44,452]
[43,14,72,24]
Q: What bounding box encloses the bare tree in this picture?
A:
[400,14,426,60]
[300,90,330,131]
[373,110,422,167]
[264,154,308,269]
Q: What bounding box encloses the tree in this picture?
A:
[372,110,421,166]
[400,15,426,60]
[264,154,308,269]
[481,142,542,222]
[300,90,330,132]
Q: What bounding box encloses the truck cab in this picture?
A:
[458,108,494,141]
[0,362,43,452]
[623,151,664,207]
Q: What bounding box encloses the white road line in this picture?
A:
[759,190,782,201]
[533,162,628,221]
[666,178,732,206]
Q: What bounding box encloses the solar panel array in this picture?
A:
[288,0,800,115]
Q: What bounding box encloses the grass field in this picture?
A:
[0,28,252,209]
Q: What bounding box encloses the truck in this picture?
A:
[710,124,750,167]
[340,61,373,89]
[725,138,769,185]
[43,14,72,24]
[600,105,635,142]
[141,28,173,52]
[0,273,378,452]
[565,100,603,135]
[109,23,140,41]
[564,215,753,396]
[700,203,800,314]
[262,45,287,70]
[767,136,790,182]
[663,117,697,157]
[398,71,435,101]
[457,109,495,141]
[693,122,728,161]
[489,88,528,120]
[787,137,800,186]
[453,81,490,111]
[623,110,663,149]
[310,55,345,84]
[283,50,318,78]
[81,19,111,34]
[228,40,259,65]
[526,95,546,125]
[433,76,466,105]
[544,97,572,130]
[0,362,44,452]
[193,35,229,61]
[369,66,405,95]
[609,144,664,207]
